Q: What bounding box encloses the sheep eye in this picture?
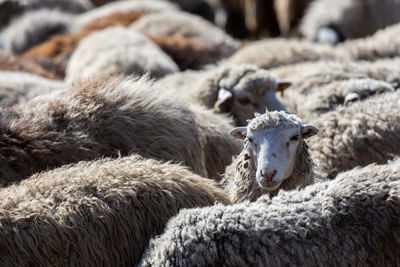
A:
[247,137,254,143]
[238,97,251,105]
[290,135,299,141]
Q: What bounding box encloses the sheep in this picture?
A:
[72,0,178,32]
[270,58,400,118]
[229,38,340,69]
[23,10,217,71]
[130,11,240,59]
[0,51,60,80]
[221,110,319,203]
[170,64,291,126]
[0,154,231,266]
[158,64,291,126]
[274,0,313,36]
[0,71,65,106]
[230,24,400,69]
[300,0,400,44]
[337,23,400,61]
[65,27,179,82]
[307,89,400,179]
[282,78,395,121]
[0,0,92,28]
[23,10,145,59]
[0,9,75,54]
[140,158,400,266]
[0,75,241,185]
[21,10,145,78]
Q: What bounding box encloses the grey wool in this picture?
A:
[140,159,400,266]
[308,90,400,179]
[66,27,179,82]
[0,154,231,266]
[0,71,65,106]
[300,0,400,43]
[0,75,239,185]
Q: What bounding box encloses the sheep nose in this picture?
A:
[260,169,277,184]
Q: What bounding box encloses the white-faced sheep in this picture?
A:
[308,89,400,179]
[65,27,179,82]
[0,9,75,54]
[141,158,400,266]
[0,75,240,185]
[222,110,319,202]
[300,0,400,44]
[158,64,291,126]
[0,71,65,106]
[130,11,240,59]
[0,154,231,266]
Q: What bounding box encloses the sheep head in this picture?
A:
[212,64,291,125]
[230,111,318,192]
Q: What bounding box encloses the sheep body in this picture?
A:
[300,0,400,42]
[141,159,400,266]
[229,38,340,69]
[0,51,60,80]
[280,78,395,121]
[72,0,177,31]
[131,11,240,59]
[65,27,179,82]
[0,154,230,266]
[0,75,214,184]
[309,90,400,179]
[230,24,400,68]
[0,71,65,106]
[0,9,75,54]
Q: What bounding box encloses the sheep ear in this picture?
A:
[229,127,247,139]
[214,88,233,113]
[277,80,292,97]
[300,124,319,139]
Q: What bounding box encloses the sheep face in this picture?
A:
[230,111,318,191]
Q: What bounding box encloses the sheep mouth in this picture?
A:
[256,178,281,191]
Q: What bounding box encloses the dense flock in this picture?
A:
[0,0,399,266]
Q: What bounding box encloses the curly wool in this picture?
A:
[140,159,400,266]
[0,154,231,266]
[309,90,400,179]
[0,75,211,185]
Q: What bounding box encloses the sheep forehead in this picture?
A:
[218,65,278,96]
[247,111,303,132]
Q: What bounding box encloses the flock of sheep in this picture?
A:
[0,0,399,266]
